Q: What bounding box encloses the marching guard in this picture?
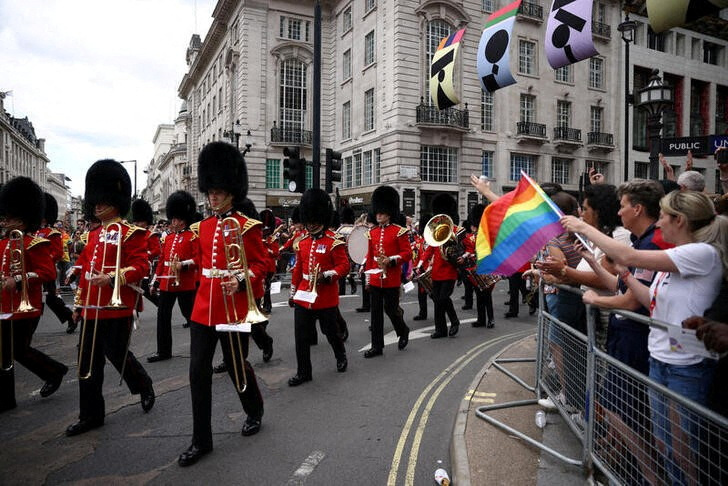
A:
[0,177,68,412]
[66,160,155,436]
[131,198,161,307]
[412,213,432,321]
[463,204,495,328]
[362,186,411,358]
[178,142,265,467]
[148,191,200,362]
[287,189,349,386]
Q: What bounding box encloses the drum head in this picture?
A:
[347,225,369,263]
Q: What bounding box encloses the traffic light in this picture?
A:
[283,146,306,193]
[325,148,343,194]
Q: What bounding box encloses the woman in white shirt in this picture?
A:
[562,190,728,485]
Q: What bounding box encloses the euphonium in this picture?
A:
[8,229,37,314]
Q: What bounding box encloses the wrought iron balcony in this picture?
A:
[587,131,615,152]
[516,121,547,140]
[517,1,543,21]
[416,100,469,130]
[270,122,312,145]
[592,21,611,40]
[553,126,582,142]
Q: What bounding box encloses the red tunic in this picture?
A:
[421,242,458,281]
[0,235,55,319]
[146,231,162,261]
[190,212,267,327]
[291,233,349,309]
[154,229,199,292]
[363,224,411,288]
[73,220,149,319]
[35,227,63,263]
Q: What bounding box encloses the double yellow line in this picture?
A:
[387,330,532,485]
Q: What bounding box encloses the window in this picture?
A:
[212,96,217,116]
[280,16,310,42]
[676,33,685,57]
[363,151,373,185]
[587,160,609,180]
[481,151,494,178]
[342,101,351,139]
[551,157,571,185]
[344,156,353,188]
[555,65,572,83]
[364,88,375,131]
[589,57,604,89]
[716,86,728,135]
[305,165,313,188]
[266,159,281,189]
[482,0,496,12]
[342,6,352,32]
[510,153,535,181]
[647,26,665,52]
[364,30,376,65]
[481,90,494,131]
[520,94,536,123]
[518,40,536,75]
[280,59,307,133]
[374,148,381,183]
[343,49,352,79]
[704,42,721,65]
[426,20,453,101]
[593,2,606,23]
[421,146,457,183]
[556,100,571,128]
[218,87,223,113]
[590,106,603,133]
[353,152,362,186]
[365,0,376,12]
[634,162,649,179]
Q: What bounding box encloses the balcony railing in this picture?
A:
[592,20,611,39]
[587,131,614,146]
[270,123,312,145]
[416,101,469,130]
[516,121,547,138]
[517,1,543,21]
[553,126,582,142]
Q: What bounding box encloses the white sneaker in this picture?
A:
[538,397,557,410]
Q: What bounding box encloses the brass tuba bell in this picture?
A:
[423,214,455,248]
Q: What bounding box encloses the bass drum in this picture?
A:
[346,225,369,264]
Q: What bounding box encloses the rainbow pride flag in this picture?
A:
[476,172,563,276]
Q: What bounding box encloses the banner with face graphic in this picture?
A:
[430,28,466,110]
[647,0,728,33]
[477,0,521,93]
[545,0,599,69]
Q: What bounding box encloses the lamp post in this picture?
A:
[119,159,137,198]
[242,129,253,156]
[637,69,673,180]
[618,14,636,182]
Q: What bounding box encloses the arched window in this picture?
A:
[279,59,307,133]
[425,19,453,101]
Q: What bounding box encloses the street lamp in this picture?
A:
[637,69,673,180]
[119,159,137,198]
[618,14,636,182]
[242,129,253,156]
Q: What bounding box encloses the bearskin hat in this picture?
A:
[84,159,132,216]
[340,206,355,225]
[131,198,154,225]
[371,186,400,218]
[300,188,333,226]
[197,141,248,201]
[432,193,459,225]
[0,177,44,233]
[44,192,59,225]
[165,190,196,224]
[290,206,301,224]
[260,208,275,230]
[468,203,485,229]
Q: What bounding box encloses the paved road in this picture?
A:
[0,282,537,484]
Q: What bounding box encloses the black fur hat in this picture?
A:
[371,186,400,218]
[340,206,355,224]
[237,197,259,220]
[165,191,196,224]
[85,159,132,216]
[468,203,485,229]
[300,188,333,225]
[44,192,58,224]
[197,141,248,201]
[432,193,459,225]
[290,206,301,224]
[131,198,154,225]
[260,208,275,229]
[0,177,44,233]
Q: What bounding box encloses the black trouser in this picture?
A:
[0,317,68,409]
[432,279,459,335]
[250,321,273,352]
[417,283,429,317]
[463,279,474,307]
[476,287,494,325]
[262,273,273,312]
[141,277,159,307]
[293,306,346,377]
[507,272,527,315]
[156,289,196,357]
[359,273,370,310]
[77,316,152,421]
[44,281,73,324]
[189,322,263,450]
[369,286,409,351]
[335,308,348,338]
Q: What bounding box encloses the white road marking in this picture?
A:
[357,317,478,352]
[286,450,326,485]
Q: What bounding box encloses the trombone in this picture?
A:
[78,222,127,380]
[169,254,180,287]
[221,217,268,393]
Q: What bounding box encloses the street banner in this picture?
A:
[545,0,599,69]
[477,0,521,93]
[646,0,728,33]
[430,28,466,110]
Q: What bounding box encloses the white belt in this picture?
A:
[202,268,235,278]
[302,273,311,280]
[163,261,171,267]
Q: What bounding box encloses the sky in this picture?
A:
[0,0,216,196]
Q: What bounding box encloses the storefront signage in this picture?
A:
[660,136,709,156]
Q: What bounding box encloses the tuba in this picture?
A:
[424,214,462,264]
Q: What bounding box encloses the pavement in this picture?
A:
[449,334,586,486]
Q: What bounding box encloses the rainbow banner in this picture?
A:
[476,172,563,276]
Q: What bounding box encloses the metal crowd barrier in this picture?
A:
[476,283,728,485]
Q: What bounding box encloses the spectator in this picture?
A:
[676,170,705,192]
[716,147,728,194]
